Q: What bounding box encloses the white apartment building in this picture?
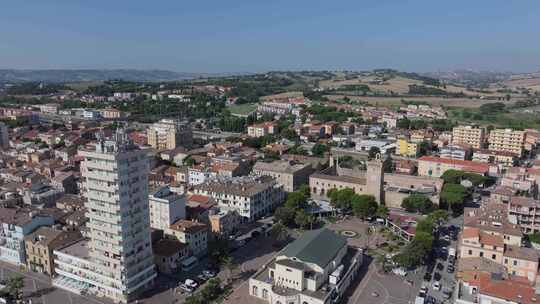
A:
[53,130,156,303]
[193,176,285,222]
[0,208,54,265]
[149,186,186,231]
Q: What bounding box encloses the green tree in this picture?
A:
[208,238,230,266]
[270,222,289,242]
[401,194,434,214]
[375,205,389,219]
[222,256,238,284]
[274,207,296,227]
[295,210,312,229]
[441,183,468,213]
[284,192,308,210]
[183,155,196,166]
[311,143,329,157]
[298,184,311,197]
[3,276,24,301]
[394,232,434,268]
[351,195,378,219]
[328,188,356,210]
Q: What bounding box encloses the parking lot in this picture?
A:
[0,261,111,304]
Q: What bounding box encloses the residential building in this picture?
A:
[0,208,54,265]
[488,128,526,156]
[417,156,494,178]
[396,138,418,157]
[22,183,64,207]
[99,108,125,119]
[452,125,485,149]
[473,149,518,167]
[38,103,59,114]
[24,227,82,275]
[194,176,285,222]
[508,196,540,233]
[354,139,395,154]
[147,119,193,150]
[252,160,313,192]
[439,144,469,160]
[149,186,186,231]
[208,209,242,237]
[460,227,505,264]
[53,130,156,303]
[500,167,540,193]
[166,220,208,257]
[152,239,189,274]
[249,228,363,304]
[0,122,9,149]
[247,122,276,138]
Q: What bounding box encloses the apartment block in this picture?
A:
[488,128,525,156]
[396,138,418,157]
[252,160,313,192]
[53,130,156,303]
[247,122,276,138]
[149,186,186,231]
[508,196,540,234]
[194,176,285,222]
[0,208,54,265]
[147,119,192,150]
[452,125,485,149]
[472,149,518,167]
[24,227,82,275]
[166,219,208,257]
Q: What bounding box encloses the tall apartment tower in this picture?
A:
[147,119,192,150]
[79,129,156,302]
[0,122,9,149]
[366,155,384,203]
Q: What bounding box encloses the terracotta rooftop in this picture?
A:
[152,239,187,257]
[418,156,491,173]
[169,219,207,234]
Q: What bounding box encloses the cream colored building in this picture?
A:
[452,125,485,149]
[249,228,362,304]
[53,130,156,303]
[166,220,208,257]
[488,128,525,155]
[147,119,193,150]
[252,160,313,192]
[247,122,276,138]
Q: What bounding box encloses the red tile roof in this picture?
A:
[418,156,491,174]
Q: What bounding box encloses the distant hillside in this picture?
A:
[0,69,218,83]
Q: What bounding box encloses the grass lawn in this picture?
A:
[227,103,258,116]
[448,107,540,129]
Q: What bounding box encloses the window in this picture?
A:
[514,260,518,266]
[262,289,268,299]
[252,286,258,296]
[492,254,496,260]
[479,252,484,257]
[468,250,472,255]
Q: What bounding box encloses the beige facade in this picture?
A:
[247,122,276,138]
[508,197,540,233]
[417,156,491,178]
[252,160,313,192]
[147,119,193,150]
[488,128,525,155]
[208,209,241,237]
[472,149,517,167]
[166,219,208,257]
[24,227,81,275]
[452,125,485,149]
[460,227,504,264]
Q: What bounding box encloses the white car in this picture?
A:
[432,281,441,291]
[185,279,198,289]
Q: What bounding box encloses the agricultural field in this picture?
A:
[324,94,519,108]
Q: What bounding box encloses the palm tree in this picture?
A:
[271,222,289,243]
[222,256,238,284]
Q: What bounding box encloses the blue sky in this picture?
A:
[1,0,539,73]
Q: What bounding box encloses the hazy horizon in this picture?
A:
[2,0,539,73]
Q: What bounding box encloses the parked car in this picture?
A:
[197,274,208,282]
[419,286,428,298]
[203,270,217,278]
[432,281,441,291]
[178,284,194,293]
[434,272,442,281]
[185,279,198,289]
[447,264,455,273]
[442,287,453,299]
[436,263,444,271]
[423,272,432,282]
